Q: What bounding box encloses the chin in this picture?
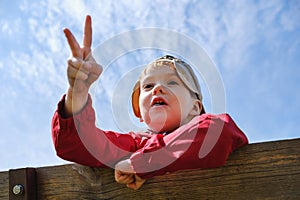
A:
[147,119,179,133]
[145,110,179,132]
[147,120,167,133]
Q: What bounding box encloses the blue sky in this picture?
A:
[0,0,299,171]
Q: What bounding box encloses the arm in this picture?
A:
[52,94,141,167]
[52,16,140,167]
[63,15,102,117]
[129,114,249,179]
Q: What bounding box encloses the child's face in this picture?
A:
[138,64,198,133]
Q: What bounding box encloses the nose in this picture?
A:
[152,84,166,95]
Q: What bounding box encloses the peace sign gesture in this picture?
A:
[63,15,102,116]
[64,15,92,60]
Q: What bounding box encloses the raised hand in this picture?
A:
[63,15,102,116]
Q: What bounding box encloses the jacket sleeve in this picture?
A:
[51,94,141,168]
[130,114,248,179]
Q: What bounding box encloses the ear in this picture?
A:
[190,99,202,116]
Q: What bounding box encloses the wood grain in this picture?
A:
[1,138,299,199]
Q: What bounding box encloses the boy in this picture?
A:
[52,15,248,190]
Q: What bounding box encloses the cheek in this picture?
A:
[173,92,192,113]
[170,89,185,106]
[138,94,149,114]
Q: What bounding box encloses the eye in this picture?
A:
[142,83,154,90]
[168,80,178,85]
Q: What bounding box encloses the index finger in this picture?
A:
[63,28,82,58]
[83,15,92,53]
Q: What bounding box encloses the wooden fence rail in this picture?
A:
[1,138,299,199]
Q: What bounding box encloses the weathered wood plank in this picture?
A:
[0,171,9,199]
[1,138,300,199]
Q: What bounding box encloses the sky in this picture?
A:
[0,0,299,171]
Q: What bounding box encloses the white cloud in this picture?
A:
[61,0,89,19]
[0,18,21,37]
[1,20,11,35]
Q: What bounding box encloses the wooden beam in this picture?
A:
[9,168,37,200]
[1,138,299,199]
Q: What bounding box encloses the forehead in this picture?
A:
[140,61,177,79]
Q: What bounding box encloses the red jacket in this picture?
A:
[52,95,248,179]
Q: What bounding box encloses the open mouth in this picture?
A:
[151,97,168,106]
[153,101,166,106]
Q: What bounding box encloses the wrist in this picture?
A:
[115,159,134,174]
[64,88,89,117]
